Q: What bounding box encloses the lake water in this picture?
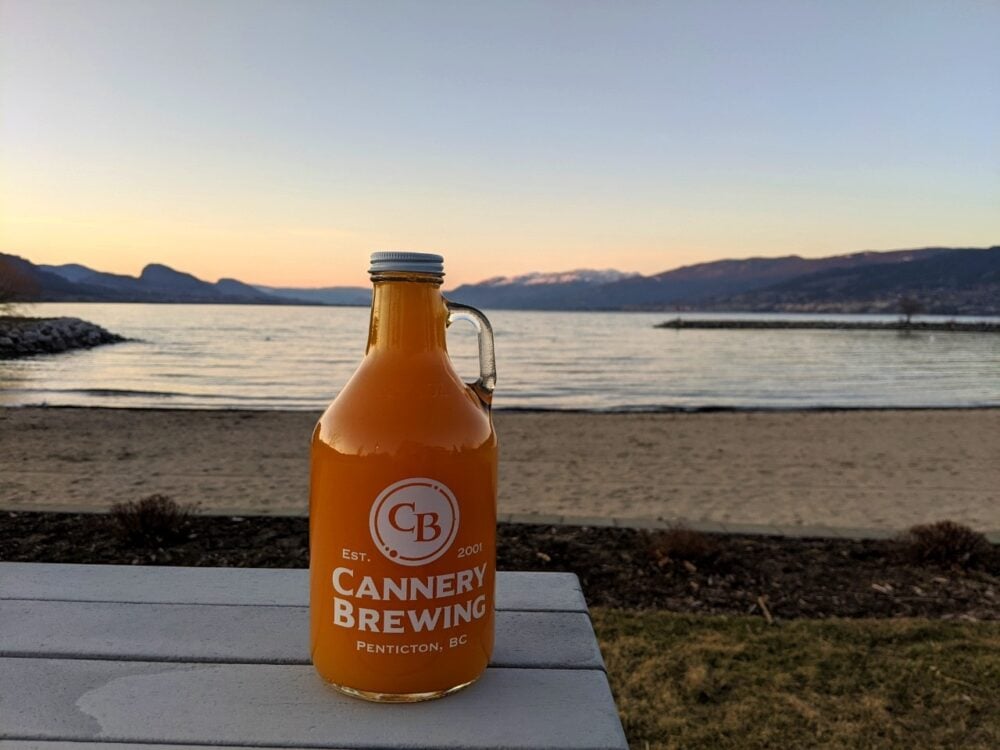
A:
[2,303,999,411]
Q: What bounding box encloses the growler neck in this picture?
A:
[366,275,448,354]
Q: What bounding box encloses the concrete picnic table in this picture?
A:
[0,562,628,749]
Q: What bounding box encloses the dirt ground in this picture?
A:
[3,511,996,620]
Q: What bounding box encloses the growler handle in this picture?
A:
[445,299,496,404]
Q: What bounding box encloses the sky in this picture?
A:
[2,1,998,287]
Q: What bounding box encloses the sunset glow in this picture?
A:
[2,0,998,287]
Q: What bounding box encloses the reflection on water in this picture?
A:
[1,304,999,410]
[0,357,31,403]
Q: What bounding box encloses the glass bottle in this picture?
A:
[310,251,498,702]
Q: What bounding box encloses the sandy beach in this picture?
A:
[1,407,997,531]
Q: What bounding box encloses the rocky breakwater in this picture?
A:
[0,317,126,359]
[654,318,1000,333]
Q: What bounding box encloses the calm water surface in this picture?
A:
[2,303,999,410]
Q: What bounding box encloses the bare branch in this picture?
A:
[898,296,923,326]
[0,256,41,316]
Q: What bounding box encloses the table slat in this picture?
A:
[0,600,603,670]
[0,563,586,612]
[0,657,628,750]
[0,744,322,750]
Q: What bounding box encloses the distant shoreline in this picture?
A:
[655,318,1000,333]
[20,301,1000,317]
[3,404,999,415]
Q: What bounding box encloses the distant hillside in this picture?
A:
[446,247,998,314]
[2,254,375,306]
[717,247,1000,315]
[254,285,371,306]
[1,255,86,301]
[589,248,950,309]
[447,269,637,309]
[8,256,288,304]
[5,245,999,313]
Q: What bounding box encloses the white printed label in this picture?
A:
[369,478,460,566]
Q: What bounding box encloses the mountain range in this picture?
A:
[0,255,368,306]
[1,246,998,314]
[447,247,1000,315]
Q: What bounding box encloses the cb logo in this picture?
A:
[370,478,459,566]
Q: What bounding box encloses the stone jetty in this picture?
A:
[654,319,1000,333]
[0,317,126,359]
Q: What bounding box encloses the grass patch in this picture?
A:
[592,608,1000,749]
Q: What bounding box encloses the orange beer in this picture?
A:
[310,251,498,701]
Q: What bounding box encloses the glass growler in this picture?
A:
[310,251,498,702]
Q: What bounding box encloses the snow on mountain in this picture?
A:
[479,269,638,287]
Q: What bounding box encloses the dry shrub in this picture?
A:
[898,520,992,569]
[110,494,196,546]
[647,525,719,567]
